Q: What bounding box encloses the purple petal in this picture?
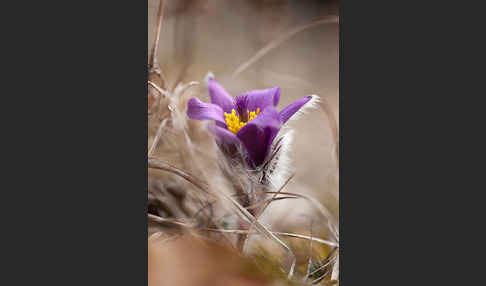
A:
[208,124,240,146]
[237,107,282,167]
[207,78,235,113]
[234,95,250,122]
[186,97,226,126]
[278,96,312,123]
[242,87,281,112]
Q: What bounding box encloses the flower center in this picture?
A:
[224,108,260,134]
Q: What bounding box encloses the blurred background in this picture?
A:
[148,0,338,219]
[148,1,338,284]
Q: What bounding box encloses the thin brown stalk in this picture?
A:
[330,253,339,282]
[148,213,196,228]
[305,247,338,281]
[148,232,181,245]
[265,191,337,237]
[202,228,338,248]
[147,158,237,248]
[148,231,164,241]
[148,118,168,157]
[303,222,314,282]
[256,173,295,218]
[238,171,293,252]
[232,16,339,78]
[310,271,329,284]
[149,0,165,69]
[246,196,298,210]
[274,232,337,248]
[148,157,211,196]
[192,200,216,221]
[318,98,339,164]
[239,173,295,254]
[305,258,331,281]
[224,191,296,278]
[265,190,339,245]
[310,250,338,284]
[148,81,169,97]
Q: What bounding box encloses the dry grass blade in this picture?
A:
[148,213,196,228]
[148,157,297,278]
[149,232,181,246]
[148,0,167,113]
[305,246,337,282]
[306,259,331,282]
[192,200,216,220]
[330,253,339,282]
[149,0,165,69]
[303,222,314,283]
[240,173,294,255]
[148,231,164,241]
[310,272,328,284]
[148,157,238,248]
[265,191,337,232]
[265,190,339,246]
[148,118,168,157]
[256,173,295,218]
[260,144,282,172]
[223,194,297,279]
[318,98,339,164]
[148,81,169,97]
[148,157,211,196]
[176,81,200,94]
[246,196,298,210]
[202,228,337,248]
[232,16,339,78]
[273,232,337,248]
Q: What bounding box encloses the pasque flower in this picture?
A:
[187,77,314,167]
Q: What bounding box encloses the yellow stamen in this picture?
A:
[224,108,260,134]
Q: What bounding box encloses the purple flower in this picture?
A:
[187,78,313,167]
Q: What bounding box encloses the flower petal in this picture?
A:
[237,107,282,167]
[242,87,281,112]
[207,78,235,113]
[186,97,226,126]
[208,124,240,146]
[278,95,312,123]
